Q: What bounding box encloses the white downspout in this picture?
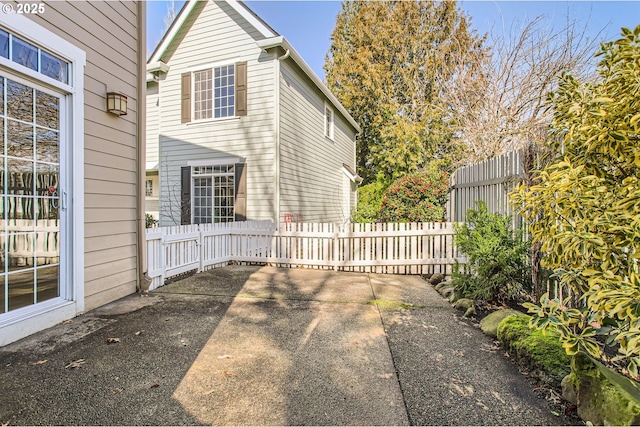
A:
[137,1,150,292]
[274,48,290,229]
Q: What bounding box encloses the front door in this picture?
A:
[1,74,66,314]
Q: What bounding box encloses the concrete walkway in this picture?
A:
[0,266,567,425]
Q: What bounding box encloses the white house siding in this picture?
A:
[279,60,357,224]
[145,81,160,219]
[146,81,160,168]
[156,1,275,226]
[18,1,143,311]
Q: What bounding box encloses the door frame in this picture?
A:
[0,13,85,346]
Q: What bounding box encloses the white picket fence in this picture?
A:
[146,220,462,290]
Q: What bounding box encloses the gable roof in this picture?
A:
[147,0,360,132]
[148,0,277,63]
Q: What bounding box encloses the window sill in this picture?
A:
[186,116,241,126]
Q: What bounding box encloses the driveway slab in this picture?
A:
[0,265,568,425]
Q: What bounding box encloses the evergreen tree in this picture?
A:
[325,0,485,183]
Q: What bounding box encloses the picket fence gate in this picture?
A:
[146,220,462,291]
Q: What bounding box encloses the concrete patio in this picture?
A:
[0,265,568,425]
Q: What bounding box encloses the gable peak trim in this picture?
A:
[148,0,277,65]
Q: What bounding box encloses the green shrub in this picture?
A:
[513,27,640,380]
[378,168,448,223]
[352,175,389,223]
[452,201,532,303]
[146,213,158,228]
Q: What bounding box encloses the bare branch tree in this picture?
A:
[443,14,602,166]
[163,1,177,33]
[160,155,183,226]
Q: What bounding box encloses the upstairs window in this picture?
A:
[324,102,334,140]
[182,61,247,123]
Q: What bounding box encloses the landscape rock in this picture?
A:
[434,281,450,292]
[479,309,522,338]
[570,352,640,426]
[448,291,461,304]
[440,286,454,299]
[454,298,474,311]
[497,314,570,389]
[429,273,445,286]
[561,373,578,405]
[464,306,477,318]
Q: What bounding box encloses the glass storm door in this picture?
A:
[0,74,65,313]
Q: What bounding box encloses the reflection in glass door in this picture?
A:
[0,74,63,313]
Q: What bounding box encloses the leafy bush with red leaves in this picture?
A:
[378,169,449,222]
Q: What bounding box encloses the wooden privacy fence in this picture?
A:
[146,221,461,291]
[446,151,582,304]
[447,150,524,230]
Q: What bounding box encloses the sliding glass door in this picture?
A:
[1,74,65,313]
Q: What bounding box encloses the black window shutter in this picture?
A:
[181,72,191,123]
[235,62,247,116]
[181,166,191,224]
[234,163,247,221]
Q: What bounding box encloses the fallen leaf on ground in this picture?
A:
[222,370,234,377]
[150,383,160,388]
[548,389,563,404]
[107,337,120,344]
[450,384,470,397]
[31,360,48,366]
[65,359,85,369]
[491,390,506,404]
[475,400,489,410]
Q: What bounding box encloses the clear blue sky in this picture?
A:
[146,1,640,80]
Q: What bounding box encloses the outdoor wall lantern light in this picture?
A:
[106,92,128,116]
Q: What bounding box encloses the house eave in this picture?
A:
[342,164,363,184]
[147,61,170,74]
[257,36,361,133]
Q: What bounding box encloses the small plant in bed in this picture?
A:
[452,201,532,307]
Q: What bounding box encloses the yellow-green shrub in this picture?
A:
[512,26,640,380]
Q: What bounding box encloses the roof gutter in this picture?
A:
[256,36,361,133]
